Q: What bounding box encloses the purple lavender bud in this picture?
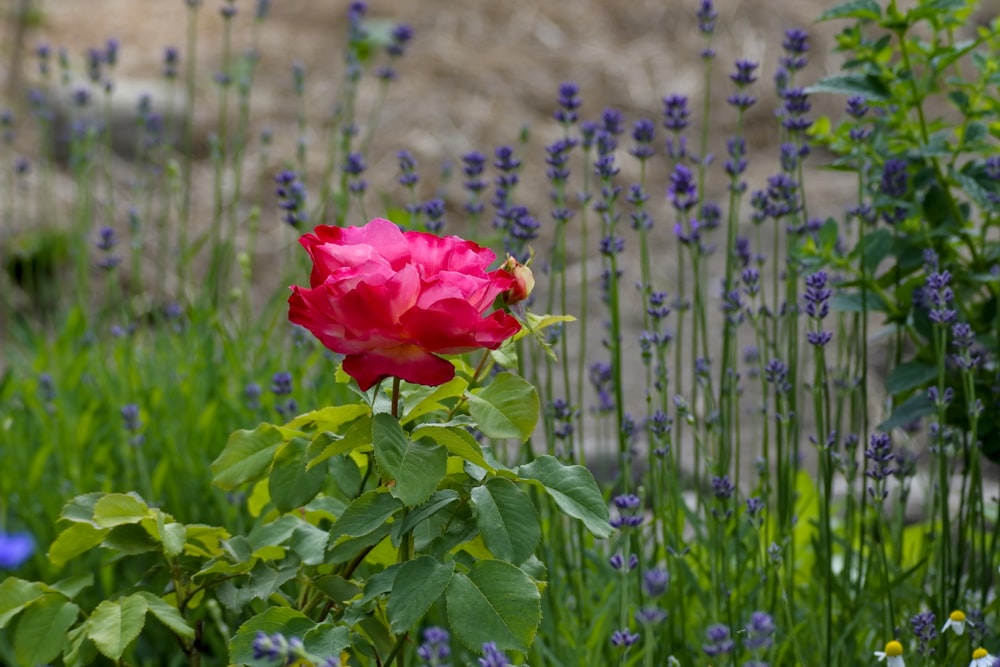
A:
[635,607,667,625]
[479,641,510,667]
[986,155,1000,181]
[641,568,669,597]
[864,432,894,499]
[846,95,869,118]
[611,628,641,647]
[0,530,34,569]
[803,271,831,319]
[493,145,520,172]
[696,0,717,34]
[743,611,776,651]
[880,158,909,198]
[630,118,656,160]
[703,624,735,656]
[121,404,142,432]
[668,164,698,212]
[271,371,293,396]
[555,81,581,124]
[602,108,624,136]
[662,94,690,132]
[96,226,117,252]
[730,59,759,86]
[711,475,735,500]
[910,611,936,657]
[387,23,414,57]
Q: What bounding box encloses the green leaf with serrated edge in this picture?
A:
[312,575,362,605]
[86,594,148,661]
[160,522,186,558]
[248,515,299,551]
[0,578,45,629]
[48,573,94,600]
[307,414,373,470]
[15,594,78,666]
[400,376,468,425]
[328,524,393,565]
[183,524,230,558]
[329,490,403,542]
[64,622,97,667]
[466,373,539,442]
[136,591,194,640]
[373,413,448,507]
[393,490,460,544]
[286,403,369,432]
[886,362,938,395]
[229,608,315,667]
[516,455,612,538]
[805,74,890,100]
[103,523,160,555]
[471,479,541,565]
[878,392,936,431]
[291,522,329,566]
[211,423,284,490]
[304,623,351,660]
[388,557,455,634]
[48,522,109,568]
[446,560,541,652]
[411,425,495,471]
[270,437,327,513]
[818,0,881,21]
[92,493,149,528]
[361,563,402,606]
[60,492,104,523]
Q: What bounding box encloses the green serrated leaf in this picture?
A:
[48,522,109,568]
[303,623,351,661]
[886,362,938,395]
[471,479,541,564]
[229,608,316,667]
[516,455,612,538]
[307,415,373,471]
[270,437,327,513]
[92,493,150,528]
[878,391,936,431]
[411,424,495,471]
[330,490,403,541]
[60,492,105,524]
[400,376,468,425]
[286,403,369,432]
[373,413,448,507]
[388,556,455,634]
[818,0,882,21]
[48,574,94,600]
[805,74,890,100]
[86,594,148,661]
[136,591,195,641]
[466,373,539,442]
[15,594,79,665]
[446,560,541,652]
[211,423,285,490]
[0,578,45,629]
[290,522,329,566]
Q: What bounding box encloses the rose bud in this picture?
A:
[500,255,535,305]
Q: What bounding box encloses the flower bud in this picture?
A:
[501,255,534,305]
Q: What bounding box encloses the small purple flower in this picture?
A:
[635,606,667,625]
[642,568,669,597]
[865,432,894,500]
[696,0,717,34]
[668,164,698,212]
[711,475,735,500]
[781,27,809,71]
[554,81,581,124]
[611,628,641,647]
[744,611,776,651]
[0,531,34,569]
[609,552,639,570]
[703,623,735,657]
[662,94,690,132]
[478,642,509,667]
[274,169,308,228]
[630,118,656,160]
[846,95,869,118]
[730,60,759,87]
[417,626,451,666]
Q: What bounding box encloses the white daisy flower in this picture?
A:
[875,640,905,667]
[942,610,967,636]
[969,647,997,667]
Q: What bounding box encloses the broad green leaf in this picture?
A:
[411,425,495,471]
[48,522,109,568]
[92,493,150,528]
[306,417,372,471]
[400,376,468,425]
[48,574,94,600]
[303,623,351,660]
[471,479,540,564]
[136,591,195,640]
[818,0,881,21]
[886,362,938,395]
[86,594,148,661]
[516,456,612,538]
[60,492,105,523]
[466,373,539,442]
[373,413,448,507]
[269,437,327,513]
[0,578,45,629]
[64,622,97,667]
[393,490,461,543]
[102,523,160,555]
[878,391,936,431]
[184,524,231,558]
[387,556,455,634]
[330,490,403,541]
[159,522,187,558]
[287,403,369,432]
[290,522,329,566]
[446,560,541,652]
[211,423,285,490]
[229,608,315,667]
[15,594,78,665]
[805,74,890,100]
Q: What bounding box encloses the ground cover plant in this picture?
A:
[1,0,999,665]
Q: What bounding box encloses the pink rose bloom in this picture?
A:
[289,218,521,390]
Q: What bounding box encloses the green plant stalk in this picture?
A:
[179,0,200,275]
[575,144,593,467]
[809,335,833,666]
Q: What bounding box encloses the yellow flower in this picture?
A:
[875,640,905,667]
[942,610,967,636]
[969,647,997,667]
